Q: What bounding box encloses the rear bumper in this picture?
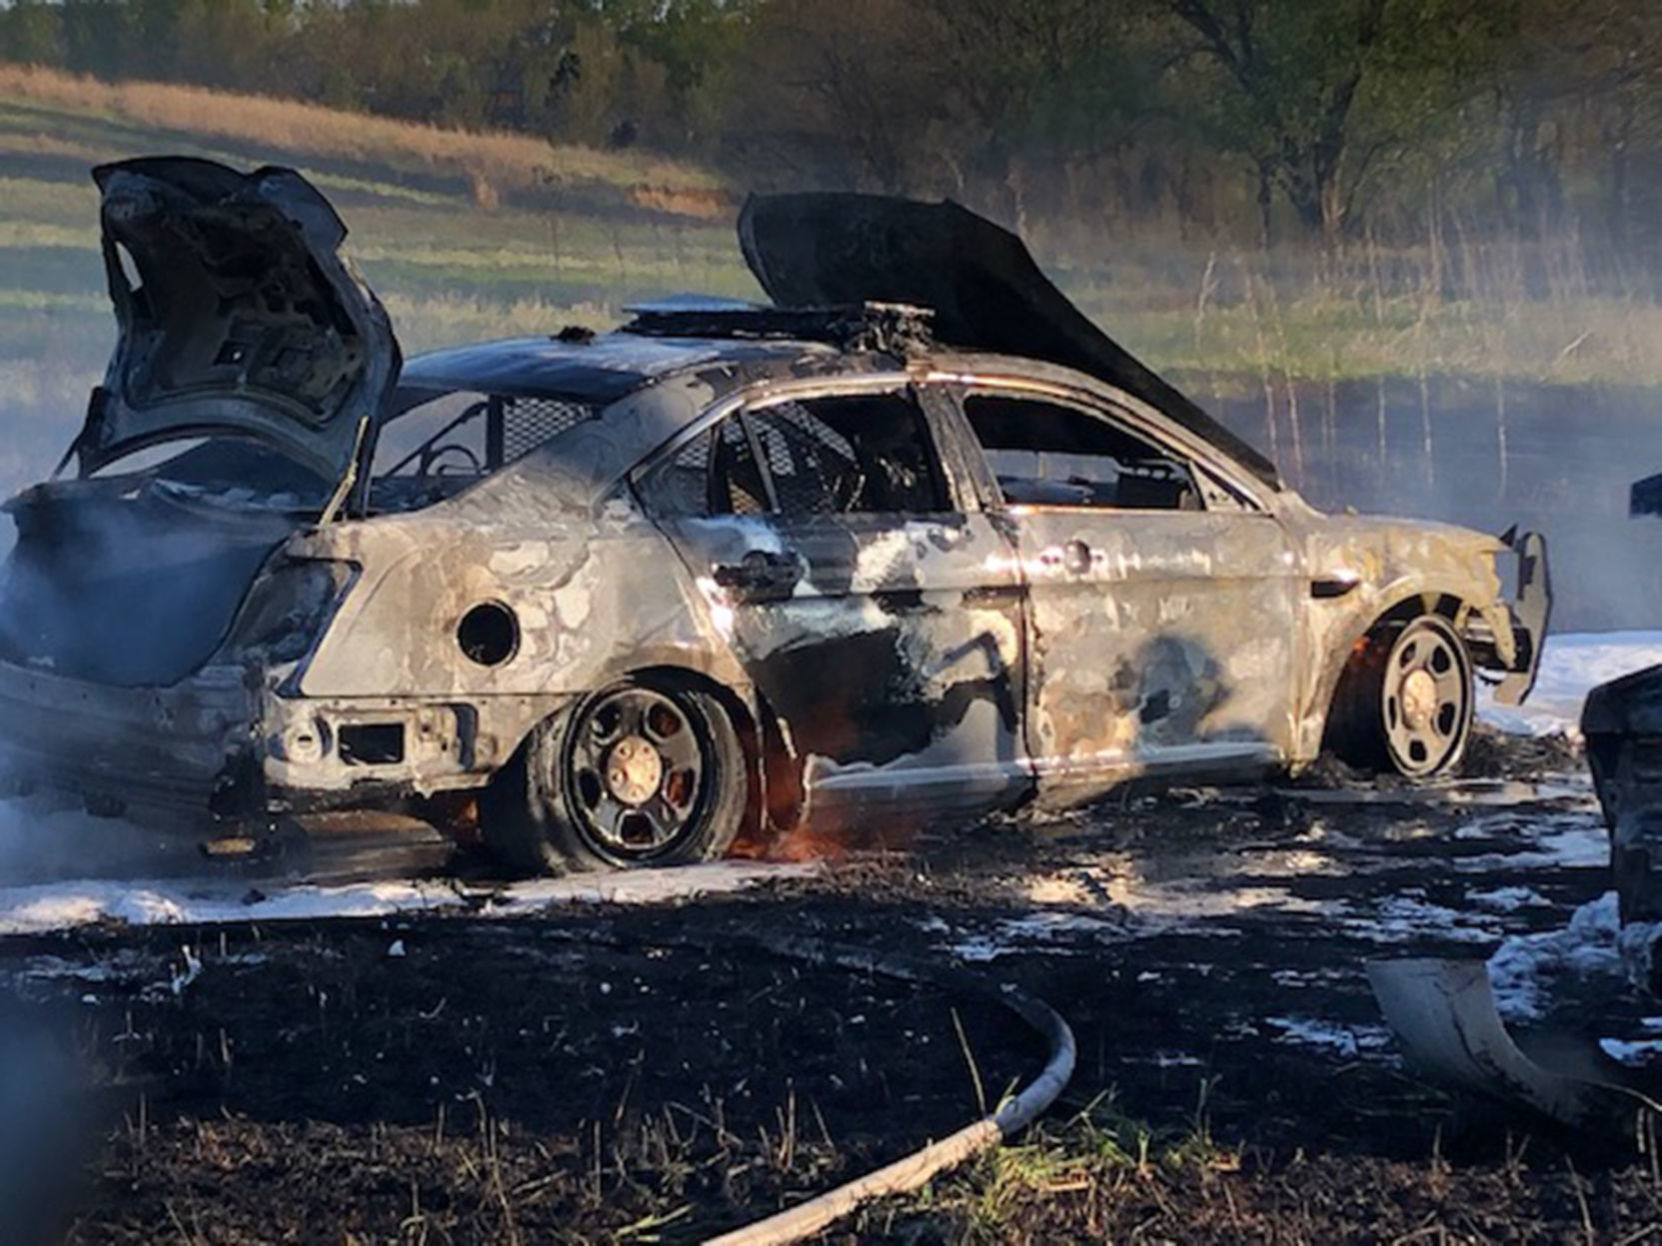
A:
[259,694,543,813]
[0,660,255,830]
[0,658,568,833]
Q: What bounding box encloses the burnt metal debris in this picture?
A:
[0,160,1551,874]
[621,300,937,358]
[1585,635,1662,986]
[1367,959,1653,1132]
[1368,464,1658,1128]
[1580,470,1662,987]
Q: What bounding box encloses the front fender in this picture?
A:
[1299,581,1481,760]
[1293,524,1549,759]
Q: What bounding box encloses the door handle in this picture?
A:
[713,549,800,599]
[1062,539,1093,575]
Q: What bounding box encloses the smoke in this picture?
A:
[0,998,89,1246]
[1210,374,1662,632]
[0,456,297,890]
[0,714,239,1235]
[0,795,201,887]
[0,462,291,886]
[0,453,305,686]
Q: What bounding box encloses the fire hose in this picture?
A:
[537,924,1077,1245]
[701,933,1076,1246]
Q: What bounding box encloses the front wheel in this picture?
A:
[483,677,747,874]
[1329,615,1473,778]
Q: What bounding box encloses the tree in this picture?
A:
[716,0,952,193]
[1159,0,1391,241]
[917,0,1155,227]
[1487,0,1662,243]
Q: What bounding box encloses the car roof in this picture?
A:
[395,331,851,409]
[395,330,1276,503]
[391,330,1285,515]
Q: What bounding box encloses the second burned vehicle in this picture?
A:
[0,159,1550,873]
[1582,479,1662,974]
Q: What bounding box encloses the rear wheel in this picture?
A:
[483,677,747,874]
[1329,615,1473,778]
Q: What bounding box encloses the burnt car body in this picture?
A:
[0,160,1550,872]
[1585,673,1662,927]
[1584,479,1662,941]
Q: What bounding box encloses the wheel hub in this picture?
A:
[1400,668,1438,731]
[605,736,663,806]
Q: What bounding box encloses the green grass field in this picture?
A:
[3,65,1661,488]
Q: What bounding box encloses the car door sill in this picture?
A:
[1028,741,1282,781]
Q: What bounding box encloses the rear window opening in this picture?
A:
[87,437,331,512]
[368,389,600,512]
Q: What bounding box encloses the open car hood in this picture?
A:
[738,193,1280,489]
[75,157,400,482]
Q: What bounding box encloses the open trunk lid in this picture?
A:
[737,192,1280,489]
[77,157,400,482]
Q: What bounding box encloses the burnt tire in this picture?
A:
[1327,615,1473,779]
[482,676,747,875]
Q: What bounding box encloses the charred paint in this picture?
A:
[1585,666,1662,925]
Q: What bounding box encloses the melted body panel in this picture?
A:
[1282,505,1529,762]
[738,193,1280,487]
[1013,508,1298,803]
[0,660,253,826]
[664,511,1028,825]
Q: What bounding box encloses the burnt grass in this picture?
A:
[17,914,1047,1244]
[6,729,1662,1243]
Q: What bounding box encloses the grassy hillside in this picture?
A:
[0,66,760,484]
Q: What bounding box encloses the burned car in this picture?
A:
[0,158,1550,873]
[1583,478,1662,947]
[1585,671,1660,931]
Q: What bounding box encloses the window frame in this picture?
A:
[372,387,602,481]
[931,372,1271,517]
[631,375,971,521]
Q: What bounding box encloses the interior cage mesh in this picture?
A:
[499,396,598,461]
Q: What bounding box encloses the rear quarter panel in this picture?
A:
[293,498,743,701]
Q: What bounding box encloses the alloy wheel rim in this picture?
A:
[1382,624,1469,776]
[565,687,708,859]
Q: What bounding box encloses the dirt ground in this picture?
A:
[4,727,1662,1243]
